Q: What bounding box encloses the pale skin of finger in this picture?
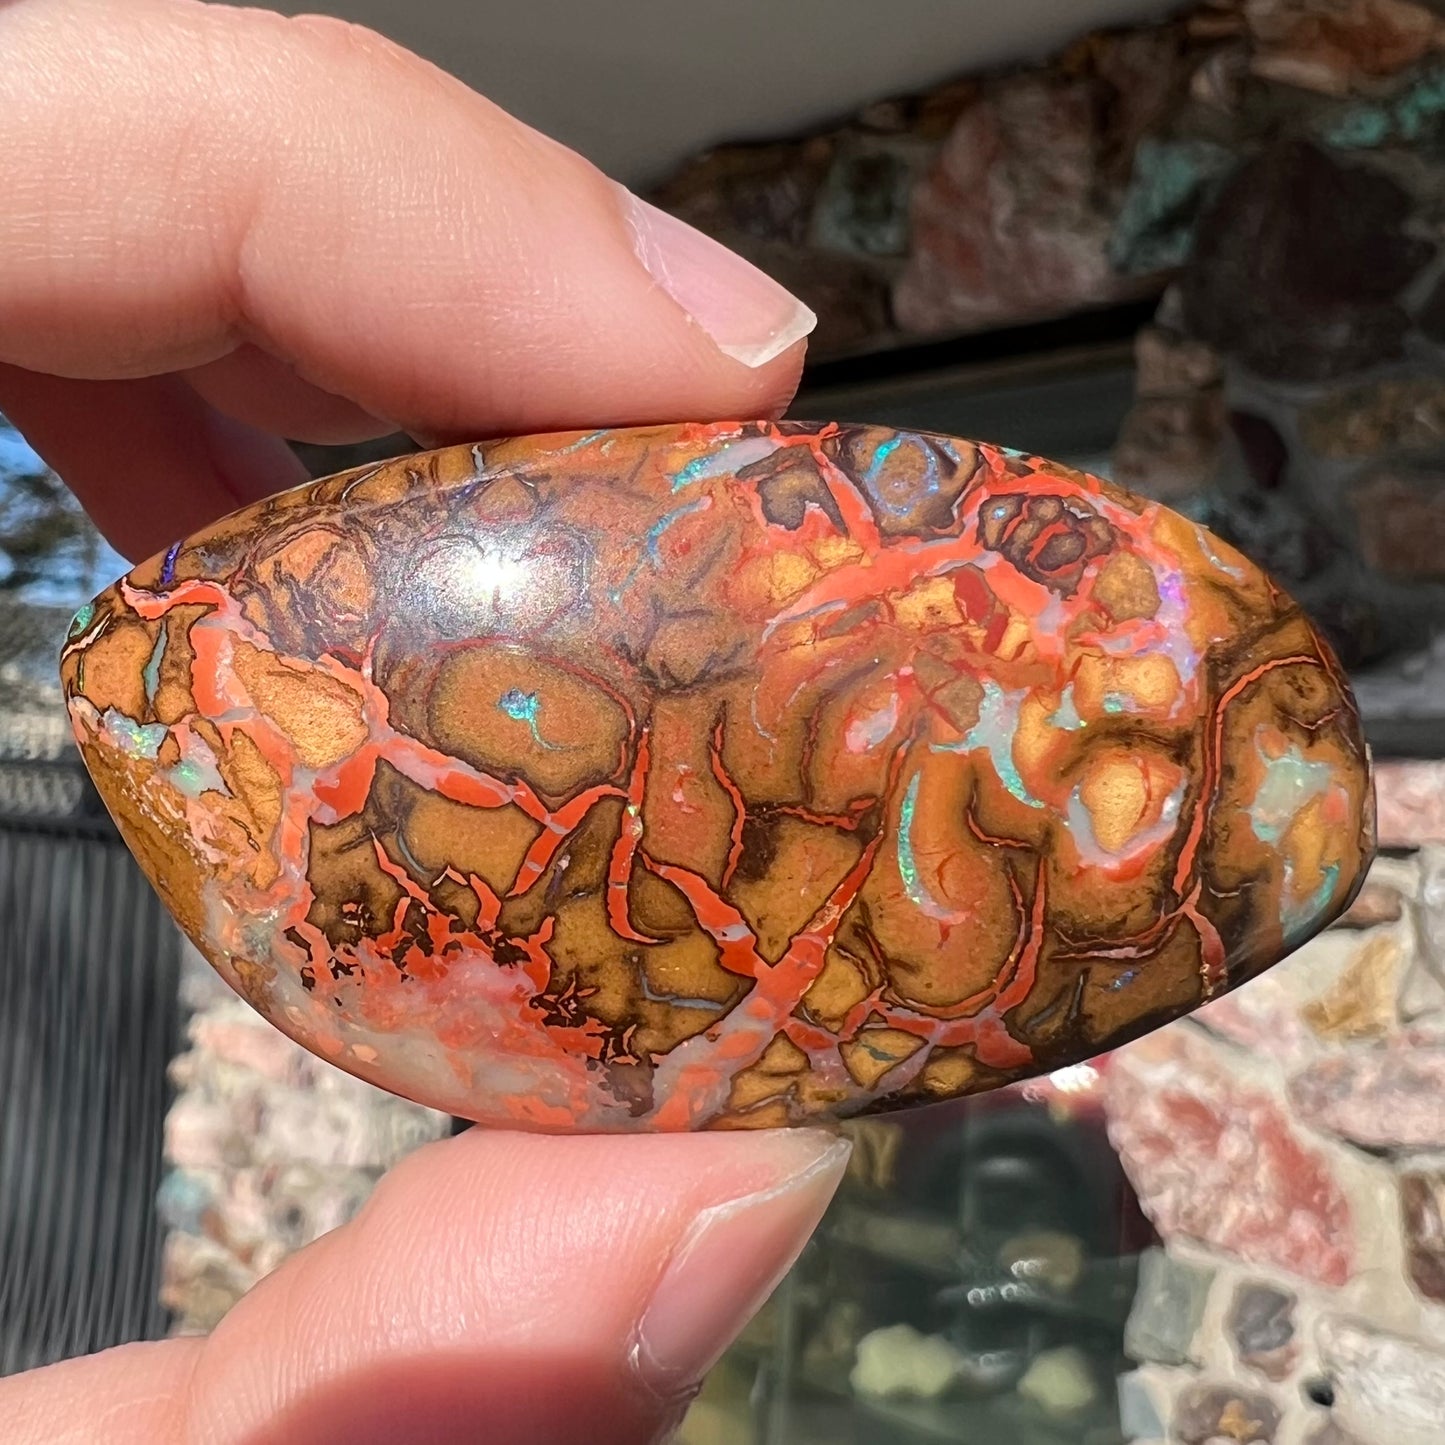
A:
[0,365,312,556]
[0,0,812,559]
[3,1128,849,1445]
[183,347,391,446]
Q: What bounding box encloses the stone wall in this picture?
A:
[158,948,449,1333]
[1104,761,1445,1445]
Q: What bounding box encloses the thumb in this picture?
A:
[3,1127,850,1445]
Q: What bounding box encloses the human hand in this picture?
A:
[5,1128,849,1443]
[0,2,845,1441]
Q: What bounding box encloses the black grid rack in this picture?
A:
[0,595,181,1373]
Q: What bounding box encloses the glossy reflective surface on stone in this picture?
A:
[62,422,1374,1130]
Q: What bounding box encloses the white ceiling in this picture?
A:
[248,0,1180,185]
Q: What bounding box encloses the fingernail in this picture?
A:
[631,1131,850,1395]
[617,188,817,369]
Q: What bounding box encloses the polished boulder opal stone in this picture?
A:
[62,422,1374,1130]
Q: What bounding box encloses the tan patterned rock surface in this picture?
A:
[64,422,1372,1129]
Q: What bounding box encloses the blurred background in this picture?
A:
[4,1,1445,1441]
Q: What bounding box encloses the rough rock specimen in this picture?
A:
[1289,1045,1445,1149]
[1333,880,1402,929]
[1125,1247,1214,1366]
[1172,1380,1281,1444]
[893,76,1141,334]
[1347,465,1445,582]
[1246,0,1445,94]
[1401,1171,1445,1303]
[63,422,1373,1130]
[1318,1316,1445,1445]
[1374,761,1445,846]
[1227,1282,1299,1381]
[1182,140,1429,382]
[1106,1028,1357,1284]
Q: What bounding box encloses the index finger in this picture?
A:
[0,0,813,554]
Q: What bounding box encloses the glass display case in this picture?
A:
[686,1073,1148,1445]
